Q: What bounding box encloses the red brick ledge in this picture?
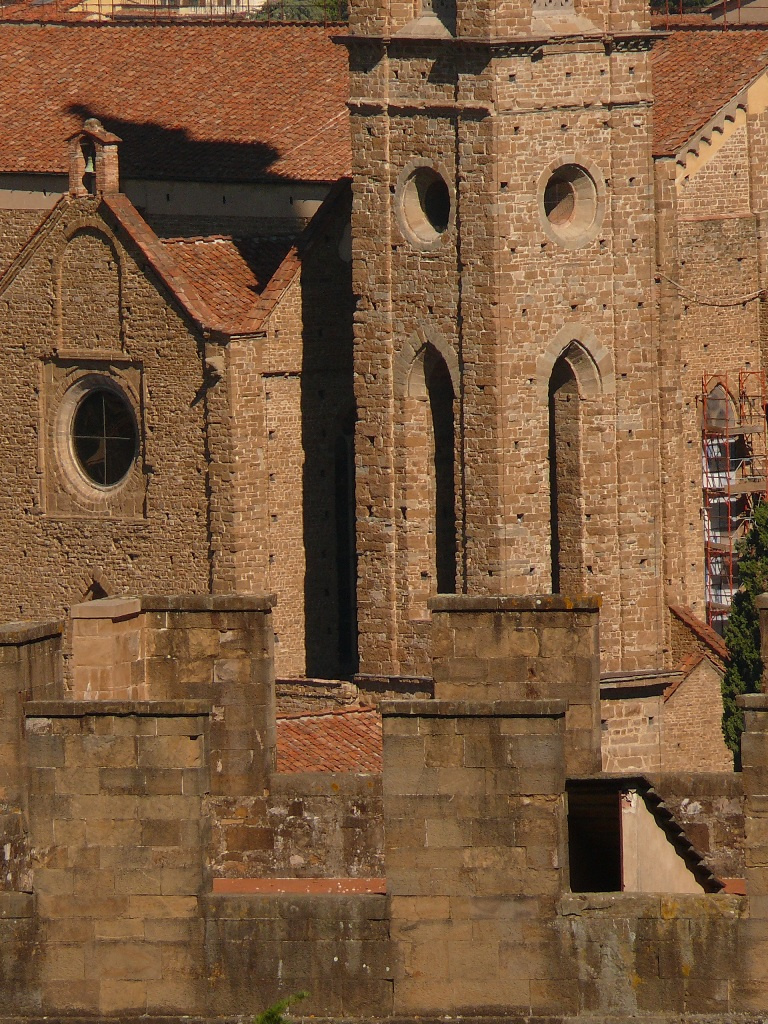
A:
[212,877,386,894]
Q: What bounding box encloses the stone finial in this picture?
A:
[67,117,122,198]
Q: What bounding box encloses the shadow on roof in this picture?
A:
[68,104,287,183]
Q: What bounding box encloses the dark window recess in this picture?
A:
[423,178,451,234]
[72,389,137,487]
[425,345,456,594]
[335,425,358,673]
[567,784,622,892]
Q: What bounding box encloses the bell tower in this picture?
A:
[342,0,661,677]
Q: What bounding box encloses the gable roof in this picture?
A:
[0,21,350,182]
[652,28,768,155]
[276,705,382,773]
[161,235,296,327]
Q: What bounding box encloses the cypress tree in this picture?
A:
[723,501,768,761]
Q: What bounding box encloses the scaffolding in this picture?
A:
[701,371,768,634]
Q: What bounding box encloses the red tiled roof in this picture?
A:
[276,705,383,773]
[652,29,768,154]
[0,22,350,182]
[161,235,296,325]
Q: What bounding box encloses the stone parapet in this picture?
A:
[0,619,63,810]
[69,594,276,798]
[24,701,209,1017]
[429,594,601,774]
[382,695,567,1013]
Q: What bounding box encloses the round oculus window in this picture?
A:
[399,166,452,245]
[541,164,600,246]
[71,388,138,487]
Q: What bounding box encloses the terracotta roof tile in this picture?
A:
[276,705,382,773]
[161,235,296,325]
[652,28,768,154]
[0,21,350,181]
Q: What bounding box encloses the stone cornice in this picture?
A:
[337,30,656,55]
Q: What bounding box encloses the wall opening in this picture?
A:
[401,342,457,620]
[549,347,584,595]
[425,345,456,595]
[567,780,721,894]
[335,413,358,674]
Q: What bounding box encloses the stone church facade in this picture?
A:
[0,13,766,719]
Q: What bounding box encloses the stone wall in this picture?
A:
[383,697,568,1015]
[210,774,383,880]
[649,772,744,881]
[203,893,393,1017]
[0,181,355,682]
[0,208,48,276]
[601,684,664,773]
[0,195,211,621]
[657,87,768,627]
[25,699,209,1017]
[430,595,601,775]
[0,592,766,1022]
[662,658,732,772]
[347,19,664,681]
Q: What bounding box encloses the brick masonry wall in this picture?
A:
[0,208,49,277]
[601,691,663,773]
[662,659,732,772]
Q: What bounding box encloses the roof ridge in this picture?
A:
[162,234,236,244]
[103,193,228,334]
[276,704,378,721]
[0,196,68,300]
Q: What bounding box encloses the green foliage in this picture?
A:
[723,502,768,761]
[247,0,347,22]
[255,991,309,1024]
